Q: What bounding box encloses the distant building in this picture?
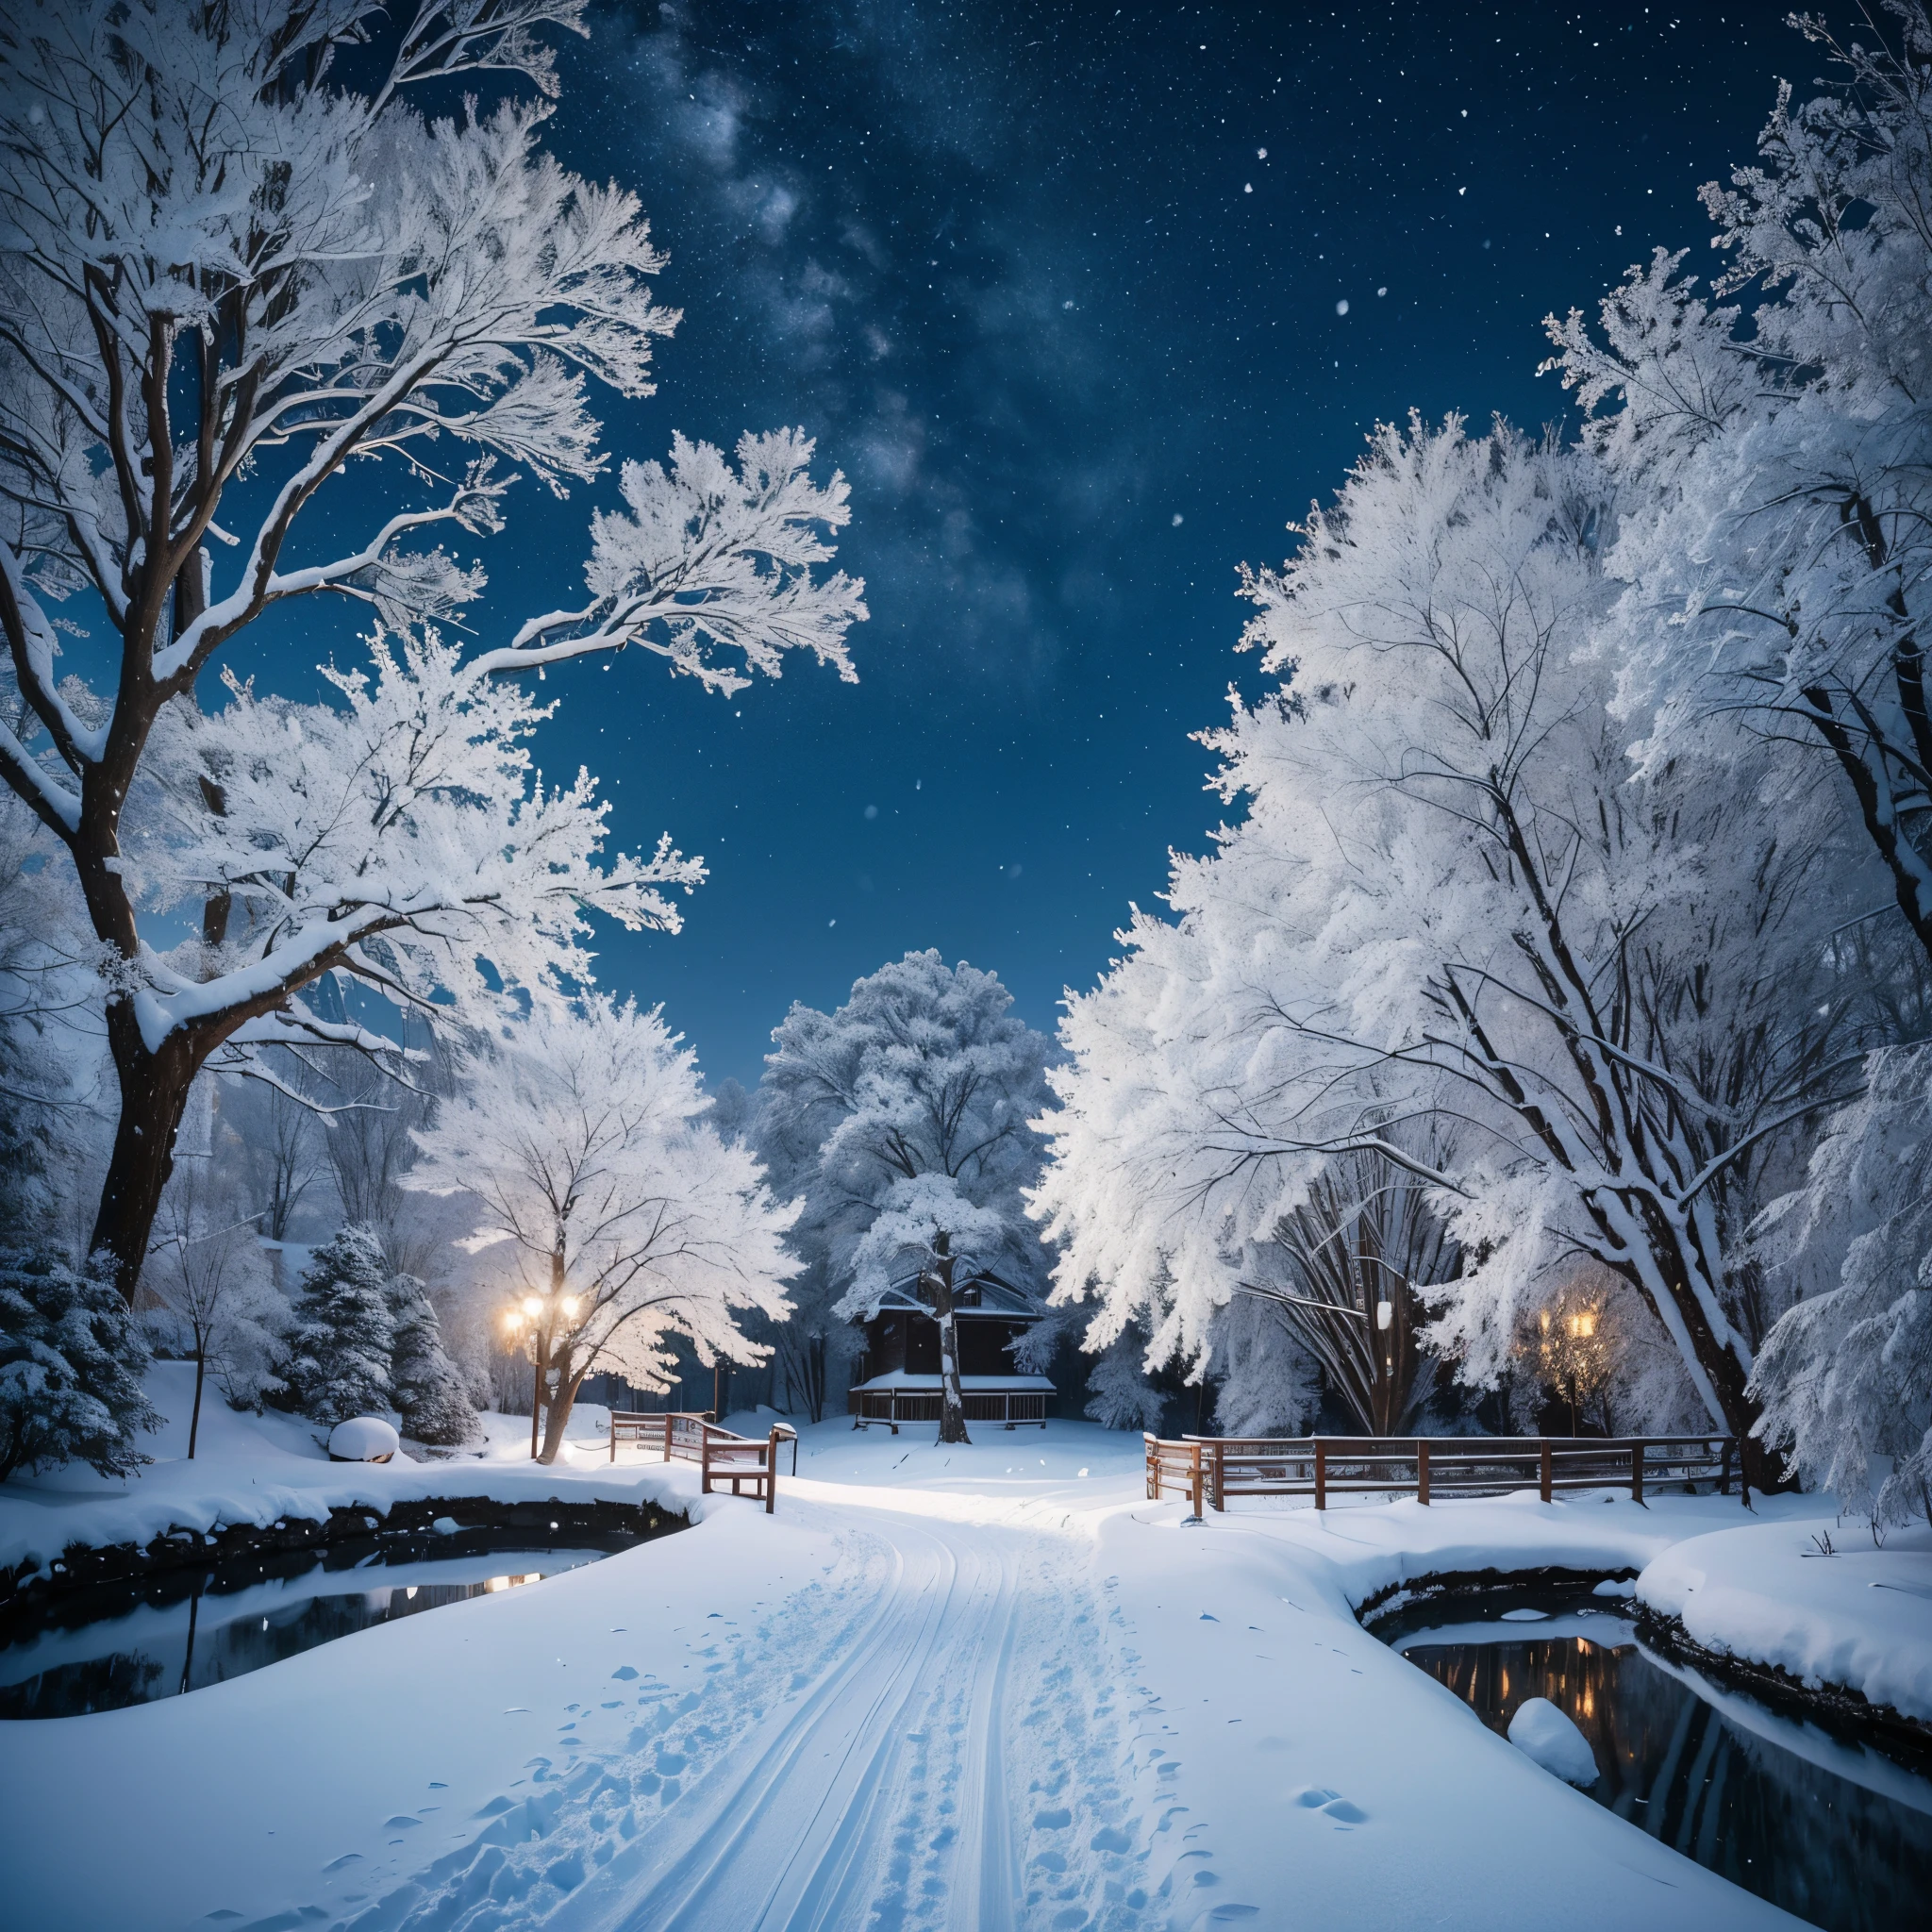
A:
[846,1269,1054,1431]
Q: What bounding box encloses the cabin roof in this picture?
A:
[865,1268,1041,1322]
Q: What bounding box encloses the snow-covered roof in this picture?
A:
[849,1372,1056,1391]
[864,1269,1041,1322]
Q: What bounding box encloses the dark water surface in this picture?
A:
[1374,1587,1932,1932]
[0,1542,616,1718]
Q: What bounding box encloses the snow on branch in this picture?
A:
[475,430,867,693]
[125,626,701,1053]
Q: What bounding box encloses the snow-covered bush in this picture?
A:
[0,1247,158,1482]
[389,1274,478,1448]
[1753,1047,1932,1526]
[281,1226,396,1426]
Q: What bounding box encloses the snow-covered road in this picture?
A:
[553,1508,1090,1932]
[0,1403,1841,1930]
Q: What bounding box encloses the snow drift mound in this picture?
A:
[1507,1698,1598,1785]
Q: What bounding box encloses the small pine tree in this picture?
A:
[284,1226,395,1425]
[0,1247,160,1482]
[389,1274,477,1447]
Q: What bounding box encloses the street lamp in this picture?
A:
[503,1288,584,1460]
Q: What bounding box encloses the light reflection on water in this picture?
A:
[0,1548,606,1718]
[1380,1592,1932,1932]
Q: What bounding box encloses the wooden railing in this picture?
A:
[1144,1433,1740,1513]
[849,1389,1050,1432]
[608,1412,796,1514]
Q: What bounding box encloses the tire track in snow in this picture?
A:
[323,1508,1155,1932]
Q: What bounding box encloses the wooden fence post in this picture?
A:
[1720,1438,1733,1497]
[766,1426,780,1516]
[1631,1439,1646,1506]
[1145,1435,1158,1502]
[1209,1440,1224,1512]
[662,1414,673,1463]
[609,1413,617,1463]
[1314,1440,1327,1512]
[701,1425,712,1497]
[1189,1441,1204,1517]
[1539,1439,1553,1505]
[1417,1439,1430,1507]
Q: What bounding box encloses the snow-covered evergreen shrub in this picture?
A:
[283,1226,395,1425]
[390,1274,477,1447]
[0,1247,158,1482]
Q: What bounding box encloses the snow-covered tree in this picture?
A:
[0,1245,158,1482]
[1543,5,1932,969]
[402,995,797,1463]
[1210,1297,1321,1440]
[1752,1046,1932,1526]
[760,952,1054,1444]
[1082,1323,1170,1433]
[146,1158,283,1453]
[389,1272,476,1448]
[1031,419,1873,1486]
[0,0,866,1303]
[0,775,104,1239]
[283,1224,395,1425]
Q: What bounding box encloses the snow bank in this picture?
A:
[0,1364,694,1584]
[1637,1518,1932,1723]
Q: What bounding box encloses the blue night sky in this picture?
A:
[302,2,1795,1087]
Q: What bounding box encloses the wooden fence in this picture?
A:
[1144,1433,1740,1513]
[848,1388,1049,1432]
[608,1412,796,1514]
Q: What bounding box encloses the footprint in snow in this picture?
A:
[1291,1787,1368,1824]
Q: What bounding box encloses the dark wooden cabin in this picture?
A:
[846,1269,1054,1430]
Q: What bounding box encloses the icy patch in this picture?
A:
[1507,1698,1598,1786]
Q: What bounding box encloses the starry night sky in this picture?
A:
[328,2,1803,1084]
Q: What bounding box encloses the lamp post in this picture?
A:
[502,1288,582,1461]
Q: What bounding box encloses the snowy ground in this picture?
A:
[0,1377,1912,1930]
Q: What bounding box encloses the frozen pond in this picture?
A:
[1373,1584,1932,1932]
[0,1541,620,1718]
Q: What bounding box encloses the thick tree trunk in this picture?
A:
[90,1004,205,1305]
[538,1357,585,1465]
[929,1238,971,1446]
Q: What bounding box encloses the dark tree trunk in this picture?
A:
[89,1007,205,1305]
[929,1236,971,1445]
[188,1347,207,1459]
